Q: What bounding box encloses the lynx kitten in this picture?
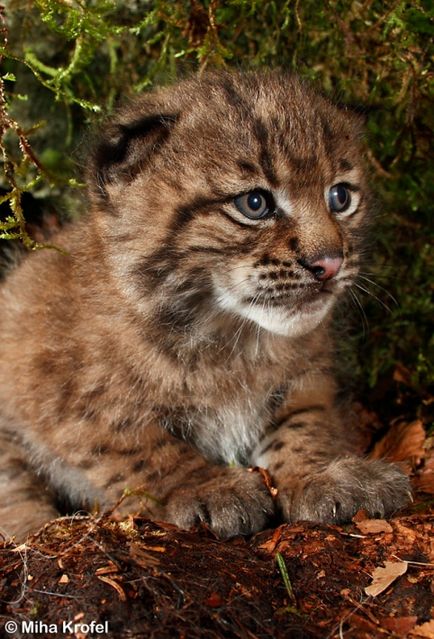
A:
[0,71,410,539]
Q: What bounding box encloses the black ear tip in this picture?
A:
[93,127,128,172]
[87,111,179,203]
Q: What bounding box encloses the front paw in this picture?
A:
[278,457,412,524]
[165,467,275,538]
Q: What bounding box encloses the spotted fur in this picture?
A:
[0,71,410,540]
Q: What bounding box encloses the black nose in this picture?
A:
[298,255,343,281]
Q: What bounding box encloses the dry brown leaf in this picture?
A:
[364,560,408,597]
[249,466,278,497]
[352,509,370,522]
[258,526,283,553]
[410,619,434,638]
[355,519,393,535]
[371,420,426,466]
[414,454,434,495]
[381,616,418,635]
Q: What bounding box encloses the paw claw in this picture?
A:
[278,457,412,525]
[166,467,275,538]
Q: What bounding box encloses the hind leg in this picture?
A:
[0,428,59,541]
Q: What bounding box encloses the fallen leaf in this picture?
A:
[355,519,393,535]
[364,560,408,597]
[414,454,434,495]
[410,619,434,638]
[381,616,417,635]
[249,466,278,497]
[258,526,283,553]
[350,612,381,633]
[371,420,426,467]
[352,509,369,522]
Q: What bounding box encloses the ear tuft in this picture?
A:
[89,112,178,204]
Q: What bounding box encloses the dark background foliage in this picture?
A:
[1,0,433,423]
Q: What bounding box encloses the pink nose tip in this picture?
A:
[299,255,343,281]
[309,256,343,281]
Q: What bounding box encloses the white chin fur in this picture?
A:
[214,284,334,338]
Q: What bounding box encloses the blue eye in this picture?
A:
[234,190,275,220]
[329,184,351,213]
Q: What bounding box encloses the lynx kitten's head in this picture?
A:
[90,71,369,339]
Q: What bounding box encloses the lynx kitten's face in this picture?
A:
[93,72,368,341]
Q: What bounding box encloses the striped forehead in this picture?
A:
[229,118,357,191]
[208,86,356,186]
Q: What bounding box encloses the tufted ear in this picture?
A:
[88,111,178,205]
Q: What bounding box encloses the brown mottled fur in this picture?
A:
[0,71,410,540]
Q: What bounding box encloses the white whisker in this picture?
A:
[353,281,393,313]
[357,273,398,306]
[348,288,368,336]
